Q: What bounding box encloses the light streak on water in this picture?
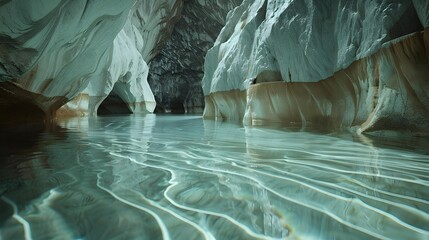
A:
[0,114,428,239]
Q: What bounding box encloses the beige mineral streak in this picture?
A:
[204,31,429,134]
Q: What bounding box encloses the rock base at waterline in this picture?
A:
[204,31,429,135]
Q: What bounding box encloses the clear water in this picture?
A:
[0,115,428,240]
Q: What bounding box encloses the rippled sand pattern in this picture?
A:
[1,115,428,239]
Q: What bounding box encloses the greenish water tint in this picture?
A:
[0,115,428,239]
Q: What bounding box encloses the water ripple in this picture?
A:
[1,115,428,239]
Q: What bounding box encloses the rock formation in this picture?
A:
[148,0,242,113]
[202,0,429,135]
[0,0,184,121]
[1,0,429,135]
[0,0,130,120]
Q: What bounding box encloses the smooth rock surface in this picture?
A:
[203,0,427,93]
[203,0,429,134]
[58,0,186,116]
[0,0,185,120]
[0,0,136,120]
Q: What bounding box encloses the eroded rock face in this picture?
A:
[148,0,242,113]
[73,0,185,116]
[131,0,184,62]
[203,0,429,134]
[82,19,156,116]
[0,0,185,121]
[0,0,136,120]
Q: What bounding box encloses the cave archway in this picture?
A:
[97,94,132,115]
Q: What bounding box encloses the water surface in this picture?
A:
[1,115,428,239]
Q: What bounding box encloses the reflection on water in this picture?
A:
[0,115,428,240]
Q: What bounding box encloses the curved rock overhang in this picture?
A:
[204,30,429,135]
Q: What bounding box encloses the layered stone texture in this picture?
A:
[81,20,156,116]
[131,0,184,62]
[203,0,429,134]
[0,0,185,121]
[148,0,242,113]
[246,32,429,132]
[0,0,134,120]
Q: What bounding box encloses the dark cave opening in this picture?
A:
[97,94,132,115]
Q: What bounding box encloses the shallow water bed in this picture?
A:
[0,115,428,239]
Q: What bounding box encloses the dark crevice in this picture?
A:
[97,94,132,115]
[0,82,47,124]
[388,4,423,40]
[255,0,268,28]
